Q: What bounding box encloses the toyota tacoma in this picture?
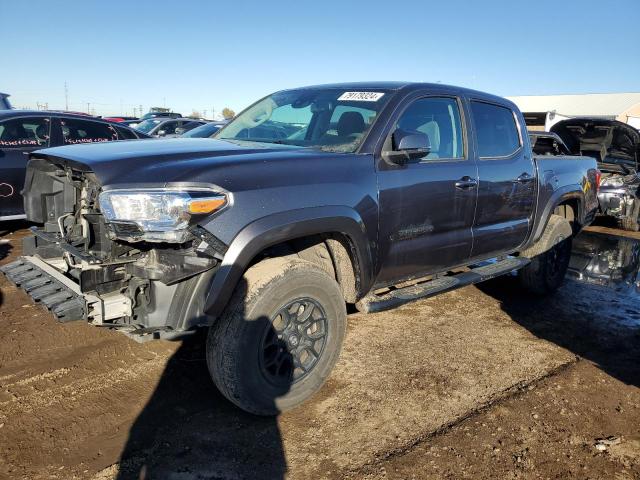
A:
[2,82,599,415]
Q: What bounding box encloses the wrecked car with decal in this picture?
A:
[551,119,640,231]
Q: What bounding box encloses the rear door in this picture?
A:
[0,116,50,218]
[469,100,535,259]
[376,95,478,285]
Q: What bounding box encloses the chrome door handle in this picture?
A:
[514,173,534,183]
[455,176,478,190]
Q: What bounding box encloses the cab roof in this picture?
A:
[288,82,513,107]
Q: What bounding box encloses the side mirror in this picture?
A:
[382,129,431,165]
[157,130,166,137]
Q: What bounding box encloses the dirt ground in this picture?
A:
[0,222,638,480]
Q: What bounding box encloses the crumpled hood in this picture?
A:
[32,138,304,186]
[551,119,640,172]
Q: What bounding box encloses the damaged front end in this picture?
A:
[598,173,640,220]
[1,156,227,341]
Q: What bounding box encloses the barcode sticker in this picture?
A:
[337,92,385,102]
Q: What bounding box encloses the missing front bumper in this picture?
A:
[1,256,86,322]
[0,255,131,324]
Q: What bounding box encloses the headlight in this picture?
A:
[98,188,227,242]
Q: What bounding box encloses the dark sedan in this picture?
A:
[0,110,149,220]
[134,117,206,137]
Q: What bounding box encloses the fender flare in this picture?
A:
[527,185,584,248]
[199,206,374,325]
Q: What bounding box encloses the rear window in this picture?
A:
[471,102,521,158]
[61,119,119,144]
[116,126,138,140]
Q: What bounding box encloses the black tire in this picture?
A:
[620,201,640,232]
[207,257,346,415]
[518,237,572,295]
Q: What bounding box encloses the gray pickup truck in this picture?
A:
[2,82,599,414]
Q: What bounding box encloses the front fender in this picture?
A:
[199,206,374,324]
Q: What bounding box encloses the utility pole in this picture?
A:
[64,81,69,110]
[139,104,143,116]
[87,102,90,114]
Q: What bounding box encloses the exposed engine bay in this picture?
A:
[551,119,640,225]
[4,157,226,340]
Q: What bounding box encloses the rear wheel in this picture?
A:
[519,237,572,295]
[207,257,346,415]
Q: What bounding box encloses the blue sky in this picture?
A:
[2,0,639,117]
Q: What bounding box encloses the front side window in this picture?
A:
[61,119,118,145]
[215,88,393,153]
[0,117,50,148]
[471,102,521,158]
[395,97,464,160]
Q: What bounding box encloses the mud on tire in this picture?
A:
[206,257,347,415]
[519,237,572,295]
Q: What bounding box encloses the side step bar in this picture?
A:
[1,257,86,322]
[357,257,530,314]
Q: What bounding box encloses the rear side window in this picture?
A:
[61,119,119,144]
[0,117,50,148]
[471,102,521,158]
[116,126,138,140]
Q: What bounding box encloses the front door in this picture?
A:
[376,96,478,286]
[0,116,50,218]
[468,100,535,259]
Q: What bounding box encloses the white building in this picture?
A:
[507,92,640,130]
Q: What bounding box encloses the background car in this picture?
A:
[528,131,572,156]
[179,121,226,138]
[102,116,139,123]
[134,117,206,137]
[138,111,182,121]
[0,110,149,220]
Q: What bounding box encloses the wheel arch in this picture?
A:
[200,206,374,326]
[529,187,585,247]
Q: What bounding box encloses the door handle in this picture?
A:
[455,176,478,190]
[514,173,534,183]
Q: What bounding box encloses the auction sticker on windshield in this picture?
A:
[337,92,385,102]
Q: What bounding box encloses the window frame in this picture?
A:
[380,94,469,164]
[469,100,523,160]
[0,115,52,150]
[59,118,120,145]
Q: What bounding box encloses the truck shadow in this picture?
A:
[0,240,11,262]
[478,231,640,389]
[116,282,289,479]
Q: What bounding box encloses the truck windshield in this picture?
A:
[215,88,393,152]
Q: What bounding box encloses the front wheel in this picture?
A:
[519,237,572,295]
[207,257,346,415]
